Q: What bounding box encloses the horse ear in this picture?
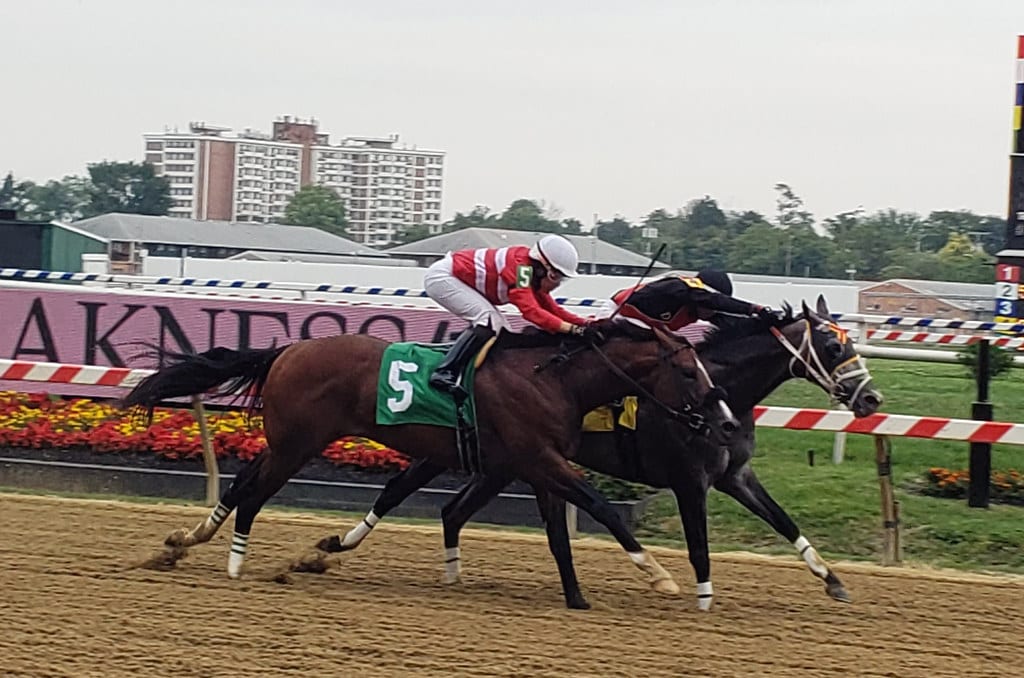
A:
[801,300,814,319]
[816,294,830,317]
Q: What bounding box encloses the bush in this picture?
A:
[958,342,1015,381]
[919,467,1024,506]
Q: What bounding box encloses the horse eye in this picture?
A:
[827,341,843,359]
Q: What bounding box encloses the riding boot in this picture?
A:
[429,325,495,396]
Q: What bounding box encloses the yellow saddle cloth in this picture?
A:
[581,396,638,433]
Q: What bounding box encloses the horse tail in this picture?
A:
[121,345,289,420]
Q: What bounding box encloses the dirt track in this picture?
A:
[1,494,1022,677]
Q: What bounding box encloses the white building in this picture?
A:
[144,117,444,246]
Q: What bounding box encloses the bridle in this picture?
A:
[588,338,715,435]
[534,328,723,436]
[769,318,873,406]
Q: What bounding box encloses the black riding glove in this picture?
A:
[754,306,784,322]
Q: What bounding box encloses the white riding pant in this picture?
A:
[424,254,510,332]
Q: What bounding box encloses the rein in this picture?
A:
[770,321,872,405]
[587,339,711,435]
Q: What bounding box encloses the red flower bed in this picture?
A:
[0,391,409,472]
[922,467,1024,506]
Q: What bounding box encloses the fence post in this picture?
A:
[874,435,900,566]
[191,396,220,507]
[832,320,868,464]
[566,502,579,540]
[968,340,992,508]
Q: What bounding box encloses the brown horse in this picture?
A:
[123,318,737,603]
[327,298,884,610]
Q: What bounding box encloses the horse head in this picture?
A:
[781,295,883,418]
[649,323,739,443]
[588,318,739,444]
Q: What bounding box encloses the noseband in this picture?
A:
[770,321,873,406]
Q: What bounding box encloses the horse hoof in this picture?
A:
[566,596,591,610]
[826,582,851,603]
[442,573,461,585]
[697,597,713,612]
[164,528,190,547]
[316,535,347,553]
[652,578,681,595]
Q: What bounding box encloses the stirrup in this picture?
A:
[429,371,462,392]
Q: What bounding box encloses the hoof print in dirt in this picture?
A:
[137,546,189,571]
[289,552,332,574]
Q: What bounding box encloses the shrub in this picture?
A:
[958,342,1015,381]
[920,467,1024,506]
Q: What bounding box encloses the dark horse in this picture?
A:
[123,318,738,602]
[312,297,883,610]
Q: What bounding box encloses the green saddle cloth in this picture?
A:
[375,342,477,427]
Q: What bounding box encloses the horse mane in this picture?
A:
[701,303,798,349]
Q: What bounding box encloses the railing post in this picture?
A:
[191,396,220,507]
[874,435,900,565]
[968,340,992,508]
[566,502,578,540]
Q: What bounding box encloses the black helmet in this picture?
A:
[697,269,733,296]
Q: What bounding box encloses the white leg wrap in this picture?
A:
[696,580,714,611]
[443,546,461,584]
[208,502,231,528]
[341,510,380,548]
[794,535,829,578]
[228,531,249,578]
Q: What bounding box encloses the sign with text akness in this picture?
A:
[0,286,474,369]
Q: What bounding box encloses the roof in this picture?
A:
[228,250,416,266]
[72,213,384,257]
[48,220,109,243]
[861,278,994,311]
[386,227,668,268]
[0,217,108,243]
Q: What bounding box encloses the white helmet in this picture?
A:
[529,234,579,277]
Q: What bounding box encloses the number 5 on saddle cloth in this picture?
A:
[375,342,484,472]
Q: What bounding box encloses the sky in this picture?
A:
[3,1,1022,226]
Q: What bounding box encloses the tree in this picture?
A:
[595,216,634,247]
[774,183,816,276]
[774,183,814,231]
[282,184,349,237]
[560,217,584,235]
[0,172,36,215]
[935,233,993,283]
[728,210,769,237]
[726,222,790,275]
[393,223,433,245]
[84,161,170,217]
[498,198,560,232]
[687,196,727,231]
[445,205,498,231]
[24,176,91,222]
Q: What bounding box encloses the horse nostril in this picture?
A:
[722,419,738,435]
[864,392,882,407]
